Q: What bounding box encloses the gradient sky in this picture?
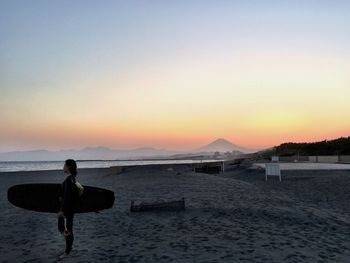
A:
[1,0,350,151]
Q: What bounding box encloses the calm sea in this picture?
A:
[0,159,218,172]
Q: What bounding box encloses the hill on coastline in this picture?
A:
[262,137,350,157]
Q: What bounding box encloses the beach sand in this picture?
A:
[1,164,350,262]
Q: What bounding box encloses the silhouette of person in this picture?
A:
[58,159,79,255]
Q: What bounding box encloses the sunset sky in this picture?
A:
[1,1,350,152]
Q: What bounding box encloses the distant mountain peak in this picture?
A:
[209,138,238,146]
[214,138,228,142]
[195,138,252,153]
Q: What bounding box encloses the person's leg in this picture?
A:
[65,213,74,254]
[57,215,65,234]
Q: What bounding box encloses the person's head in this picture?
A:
[64,159,77,176]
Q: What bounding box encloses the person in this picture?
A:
[58,159,79,255]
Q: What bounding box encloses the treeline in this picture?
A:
[273,137,350,156]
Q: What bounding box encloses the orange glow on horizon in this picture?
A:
[2,114,349,151]
[1,43,349,151]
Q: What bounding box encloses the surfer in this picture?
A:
[58,159,79,255]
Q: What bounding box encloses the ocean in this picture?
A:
[0,159,219,172]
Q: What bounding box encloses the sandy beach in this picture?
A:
[1,164,350,262]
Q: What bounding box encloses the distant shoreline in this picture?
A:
[0,159,223,173]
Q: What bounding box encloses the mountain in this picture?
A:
[0,147,180,161]
[0,138,258,161]
[194,138,255,153]
[0,150,54,161]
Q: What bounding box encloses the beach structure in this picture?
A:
[271,156,279,162]
[130,198,185,212]
[192,161,225,174]
[265,163,282,182]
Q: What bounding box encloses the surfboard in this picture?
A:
[7,183,115,213]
